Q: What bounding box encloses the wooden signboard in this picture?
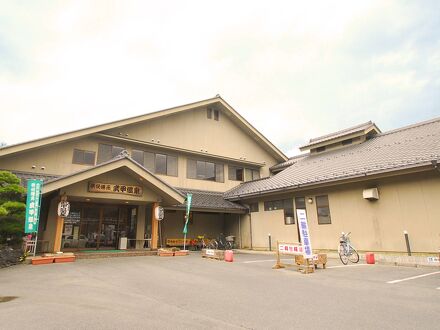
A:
[273,241,314,274]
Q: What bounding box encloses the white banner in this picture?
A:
[297,209,313,258]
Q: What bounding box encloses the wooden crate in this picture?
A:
[54,256,76,263]
[31,257,54,265]
[295,253,327,270]
[201,249,224,260]
[158,248,174,257]
[174,250,189,256]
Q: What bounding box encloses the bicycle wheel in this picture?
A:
[338,243,349,265]
[206,239,218,249]
[225,241,233,250]
[348,246,359,263]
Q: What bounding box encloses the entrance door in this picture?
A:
[98,207,120,249]
[61,203,137,251]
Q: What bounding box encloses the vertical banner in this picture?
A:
[24,179,43,233]
[183,193,192,234]
[296,209,313,259]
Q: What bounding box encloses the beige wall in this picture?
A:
[0,137,103,176]
[104,106,278,177]
[1,112,278,192]
[59,169,160,203]
[244,171,440,253]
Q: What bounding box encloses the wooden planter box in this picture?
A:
[54,256,76,263]
[158,249,174,257]
[174,250,189,256]
[31,257,54,265]
[201,249,224,260]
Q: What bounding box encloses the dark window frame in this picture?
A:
[187,158,224,182]
[249,202,259,213]
[214,109,219,121]
[228,165,244,181]
[72,149,96,166]
[316,195,332,224]
[207,108,212,119]
[131,149,178,177]
[283,199,294,225]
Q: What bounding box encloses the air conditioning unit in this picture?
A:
[363,188,379,200]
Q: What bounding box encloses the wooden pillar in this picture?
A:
[151,202,159,250]
[52,195,67,253]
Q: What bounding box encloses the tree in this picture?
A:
[0,171,26,245]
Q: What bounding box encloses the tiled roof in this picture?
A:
[176,188,247,212]
[10,170,60,187]
[225,117,440,200]
[270,153,309,172]
[300,121,379,149]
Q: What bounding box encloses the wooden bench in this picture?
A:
[166,238,192,247]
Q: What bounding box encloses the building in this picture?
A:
[0,96,287,252]
[225,118,440,253]
[1,96,439,253]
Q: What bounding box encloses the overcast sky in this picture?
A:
[1,1,439,156]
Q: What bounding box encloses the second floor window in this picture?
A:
[97,144,125,164]
[132,149,178,176]
[187,159,224,182]
[72,149,95,165]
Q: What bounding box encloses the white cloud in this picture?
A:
[0,0,439,153]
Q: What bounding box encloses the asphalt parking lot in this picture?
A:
[0,252,439,329]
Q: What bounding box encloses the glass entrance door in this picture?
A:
[61,203,136,251]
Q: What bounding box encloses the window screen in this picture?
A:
[155,154,167,175]
[316,195,331,224]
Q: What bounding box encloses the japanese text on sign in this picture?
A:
[88,182,143,196]
[278,243,304,255]
[24,179,43,233]
[297,209,313,258]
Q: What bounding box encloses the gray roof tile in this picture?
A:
[176,188,246,211]
[225,117,440,199]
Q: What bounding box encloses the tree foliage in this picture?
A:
[0,171,26,245]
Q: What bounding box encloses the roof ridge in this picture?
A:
[377,116,440,137]
[308,121,374,143]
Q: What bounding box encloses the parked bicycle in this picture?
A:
[338,232,359,265]
[206,233,234,250]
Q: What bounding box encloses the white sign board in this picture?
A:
[297,209,313,258]
[278,243,304,255]
[205,249,215,256]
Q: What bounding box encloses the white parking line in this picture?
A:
[387,271,440,284]
[243,259,289,264]
[326,264,369,269]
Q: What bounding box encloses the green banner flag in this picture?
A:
[183,193,192,234]
[24,179,43,233]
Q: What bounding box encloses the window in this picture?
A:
[264,200,284,211]
[132,149,177,176]
[207,108,212,119]
[214,109,219,121]
[283,199,294,225]
[342,139,353,146]
[249,202,259,213]
[316,195,331,224]
[187,159,224,182]
[316,146,326,153]
[72,149,95,165]
[244,168,260,181]
[229,166,244,181]
[97,144,127,164]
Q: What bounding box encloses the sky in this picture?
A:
[0,0,439,156]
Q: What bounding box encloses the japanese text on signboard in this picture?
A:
[278,243,304,255]
[24,179,43,233]
[297,209,313,258]
[88,182,143,196]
